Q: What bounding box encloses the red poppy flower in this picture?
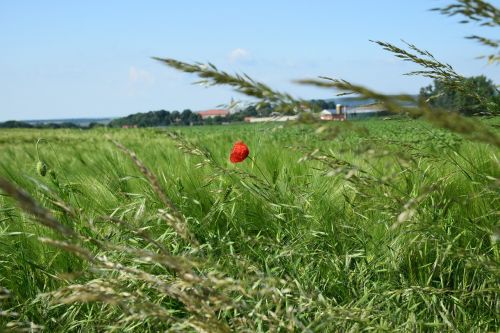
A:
[230,141,249,163]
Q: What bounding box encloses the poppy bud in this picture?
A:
[36,161,48,177]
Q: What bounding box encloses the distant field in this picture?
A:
[0,119,499,332]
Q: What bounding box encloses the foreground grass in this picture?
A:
[0,118,498,332]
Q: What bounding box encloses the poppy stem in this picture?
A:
[249,156,272,186]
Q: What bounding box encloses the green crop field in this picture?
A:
[0,118,499,332]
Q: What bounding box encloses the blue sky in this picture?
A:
[1,0,499,121]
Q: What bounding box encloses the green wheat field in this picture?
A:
[0,118,499,332]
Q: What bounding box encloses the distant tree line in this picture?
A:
[109,109,201,127]
[0,99,337,129]
[0,120,93,129]
[108,99,337,128]
[3,84,496,130]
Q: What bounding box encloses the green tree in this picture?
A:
[171,111,180,124]
[309,99,336,111]
[420,75,499,115]
[181,109,193,125]
[189,112,201,125]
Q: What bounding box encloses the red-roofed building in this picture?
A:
[198,109,229,119]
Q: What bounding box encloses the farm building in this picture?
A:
[197,109,229,119]
[319,102,390,121]
[244,115,298,123]
[345,103,389,119]
[320,107,347,121]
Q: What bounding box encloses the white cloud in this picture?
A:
[129,66,155,84]
[126,66,156,97]
[228,48,252,64]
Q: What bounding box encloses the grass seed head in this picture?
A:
[36,160,48,177]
